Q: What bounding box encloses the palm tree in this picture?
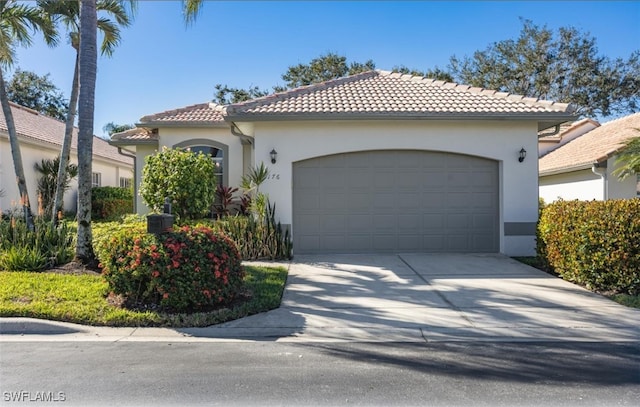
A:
[73,0,203,262]
[75,0,98,261]
[38,0,134,225]
[34,156,78,219]
[613,131,640,181]
[182,0,204,26]
[0,0,57,231]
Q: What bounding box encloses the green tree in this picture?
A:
[613,132,640,181]
[391,65,454,82]
[39,0,135,227]
[6,68,67,119]
[276,52,375,90]
[0,0,57,232]
[140,147,217,220]
[34,156,78,219]
[213,83,269,104]
[215,53,376,102]
[448,19,640,117]
[102,121,134,136]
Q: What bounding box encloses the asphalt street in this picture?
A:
[1,340,638,407]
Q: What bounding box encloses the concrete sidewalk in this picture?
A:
[2,254,639,342]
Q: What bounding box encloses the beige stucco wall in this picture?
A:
[242,119,540,256]
[539,156,637,203]
[539,169,603,202]
[0,134,133,215]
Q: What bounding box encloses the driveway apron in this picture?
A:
[212,254,640,342]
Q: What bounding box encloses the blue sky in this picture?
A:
[13,1,640,136]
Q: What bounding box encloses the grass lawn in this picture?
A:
[513,257,640,309]
[0,265,288,327]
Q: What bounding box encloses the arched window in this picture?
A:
[190,146,223,187]
[172,139,228,187]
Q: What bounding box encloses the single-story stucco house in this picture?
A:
[111,70,576,256]
[539,112,640,202]
[0,102,134,214]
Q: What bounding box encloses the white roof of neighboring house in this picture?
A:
[0,102,133,165]
[539,112,640,176]
[226,70,576,130]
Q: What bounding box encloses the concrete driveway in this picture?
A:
[211,253,640,342]
[2,254,639,343]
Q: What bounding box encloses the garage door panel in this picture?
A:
[423,213,445,230]
[373,193,396,209]
[447,214,470,229]
[398,214,421,230]
[447,192,471,207]
[471,192,495,208]
[293,150,498,254]
[374,215,396,231]
[348,215,374,231]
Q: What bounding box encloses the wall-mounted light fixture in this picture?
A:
[270,149,278,164]
[518,148,527,163]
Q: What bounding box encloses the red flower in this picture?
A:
[163,293,169,299]
[152,271,160,278]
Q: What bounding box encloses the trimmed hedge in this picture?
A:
[92,187,133,221]
[537,199,640,295]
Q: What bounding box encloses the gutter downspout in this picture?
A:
[591,162,608,200]
[229,121,253,144]
[116,147,138,212]
[538,124,562,138]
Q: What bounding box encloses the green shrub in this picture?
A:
[194,202,292,260]
[92,187,134,221]
[0,218,75,271]
[0,246,47,271]
[98,225,244,312]
[537,199,640,294]
[140,147,217,220]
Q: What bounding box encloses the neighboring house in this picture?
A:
[538,118,600,157]
[112,70,575,256]
[0,102,134,214]
[539,112,640,203]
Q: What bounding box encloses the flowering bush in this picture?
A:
[98,225,244,312]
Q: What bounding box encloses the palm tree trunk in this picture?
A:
[51,52,80,226]
[0,69,35,232]
[76,0,98,262]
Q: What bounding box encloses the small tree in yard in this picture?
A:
[140,147,216,220]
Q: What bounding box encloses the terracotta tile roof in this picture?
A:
[110,127,158,145]
[226,70,576,125]
[539,112,640,175]
[0,103,133,165]
[139,103,227,126]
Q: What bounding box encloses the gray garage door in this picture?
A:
[293,150,499,254]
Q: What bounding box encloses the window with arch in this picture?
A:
[172,139,229,188]
[189,146,224,187]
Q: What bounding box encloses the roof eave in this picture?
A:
[136,121,229,128]
[539,163,595,176]
[225,112,578,126]
[109,139,158,147]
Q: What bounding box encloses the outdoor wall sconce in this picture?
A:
[270,149,278,164]
[518,148,527,163]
